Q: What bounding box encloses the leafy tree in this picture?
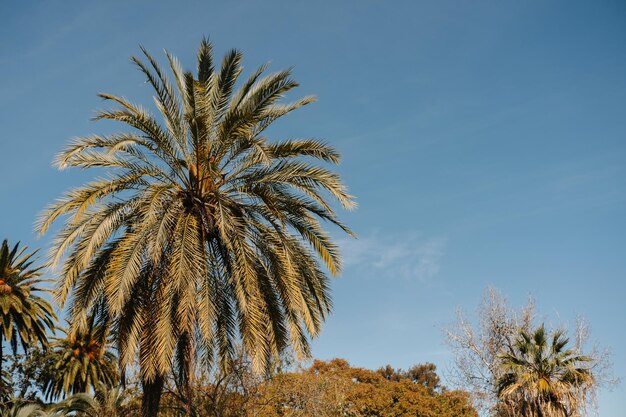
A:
[7,348,54,401]
[496,324,594,417]
[378,363,441,394]
[129,355,475,417]
[254,358,477,417]
[406,363,442,394]
[38,39,354,416]
[0,240,56,381]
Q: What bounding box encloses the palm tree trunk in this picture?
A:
[142,373,165,417]
[183,333,195,417]
[0,335,3,376]
[0,335,6,398]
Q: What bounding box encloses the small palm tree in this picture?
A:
[39,39,355,416]
[0,240,56,377]
[496,324,594,417]
[42,323,117,401]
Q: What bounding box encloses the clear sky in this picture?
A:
[1,0,625,414]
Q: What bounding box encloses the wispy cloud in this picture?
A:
[338,232,446,282]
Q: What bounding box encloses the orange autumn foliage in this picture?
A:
[250,359,477,417]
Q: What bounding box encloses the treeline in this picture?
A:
[158,358,477,417]
[0,238,477,417]
[1,239,610,417]
[3,349,477,417]
[0,238,609,417]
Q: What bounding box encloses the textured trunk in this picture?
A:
[178,332,195,416]
[185,337,195,417]
[142,373,165,417]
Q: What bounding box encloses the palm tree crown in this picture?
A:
[42,323,117,401]
[38,38,355,387]
[0,240,56,373]
[496,324,594,417]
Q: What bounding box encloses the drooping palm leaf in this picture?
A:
[51,383,130,417]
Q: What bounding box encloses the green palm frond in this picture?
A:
[42,324,118,401]
[496,324,595,417]
[0,240,56,373]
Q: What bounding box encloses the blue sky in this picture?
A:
[1,0,625,414]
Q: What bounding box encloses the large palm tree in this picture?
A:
[496,325,594,417]
[38,39,355,416]
[0,240,56,377]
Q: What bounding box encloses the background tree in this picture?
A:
[0,240,56,381]
[443,287,536,414]
[254,358,477,417]
[378,363,441,394]
[158,347,276,417]
[38,39,355,416]
[444,287,617,416]
[42,323,118,401]
[256,359,352,417]
[496,324,594,417]
[7,347,55,402]
[129,355,476,417]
